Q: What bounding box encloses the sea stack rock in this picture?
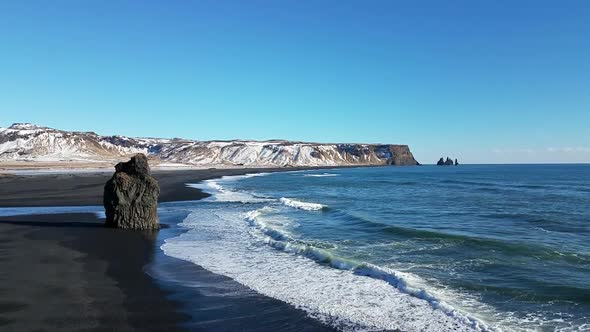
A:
[103,154,160,229]
[437,157,458,166]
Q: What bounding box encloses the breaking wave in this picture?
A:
[279,197,326,211]
[303,173,340,177]
[186,173,273,203]
[244,206,492,328]
[162,205,494,332]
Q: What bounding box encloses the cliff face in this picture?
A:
[156,142,419,167]
[387,145,419,166]
[0,123,419,167]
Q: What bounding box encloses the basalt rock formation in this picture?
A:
[437,157,457,166]
[103,154,160,229]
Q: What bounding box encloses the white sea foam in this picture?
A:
[303,173,340,177]
[280,197,325,211]
[162,205,496,332]
[244,207,295,242]
[245,207,496,327]
[187,173,273,203]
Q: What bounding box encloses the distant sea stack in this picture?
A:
[103,154,160,229]
[437,157,459,166]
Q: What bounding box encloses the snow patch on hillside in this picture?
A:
[0,123,418,167]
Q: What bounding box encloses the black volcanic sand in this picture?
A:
[0,168,300,207]
[0,169,336,332]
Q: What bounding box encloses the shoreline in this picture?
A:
[0,167,337,331]
[0,166,344,207]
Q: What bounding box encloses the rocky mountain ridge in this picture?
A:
[0,123,419,167]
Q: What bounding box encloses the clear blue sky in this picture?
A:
[1,1,589,163]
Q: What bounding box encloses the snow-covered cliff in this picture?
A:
[0,123,419,167]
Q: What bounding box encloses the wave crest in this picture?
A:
[303,173,339,177]
[242,207,492,331]
[187,177,273,203]
[280,197,325,211]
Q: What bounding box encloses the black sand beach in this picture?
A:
[0,168,297,207]
[0,168,336,331]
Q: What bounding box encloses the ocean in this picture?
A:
[161,164,590,331]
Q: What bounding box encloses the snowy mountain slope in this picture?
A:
[0,123,419,167]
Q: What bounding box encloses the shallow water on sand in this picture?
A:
[162,165,590,331]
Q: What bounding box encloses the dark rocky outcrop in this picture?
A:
[386,145,420,166]
[103,154,160,229]
[437,157,458,166]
